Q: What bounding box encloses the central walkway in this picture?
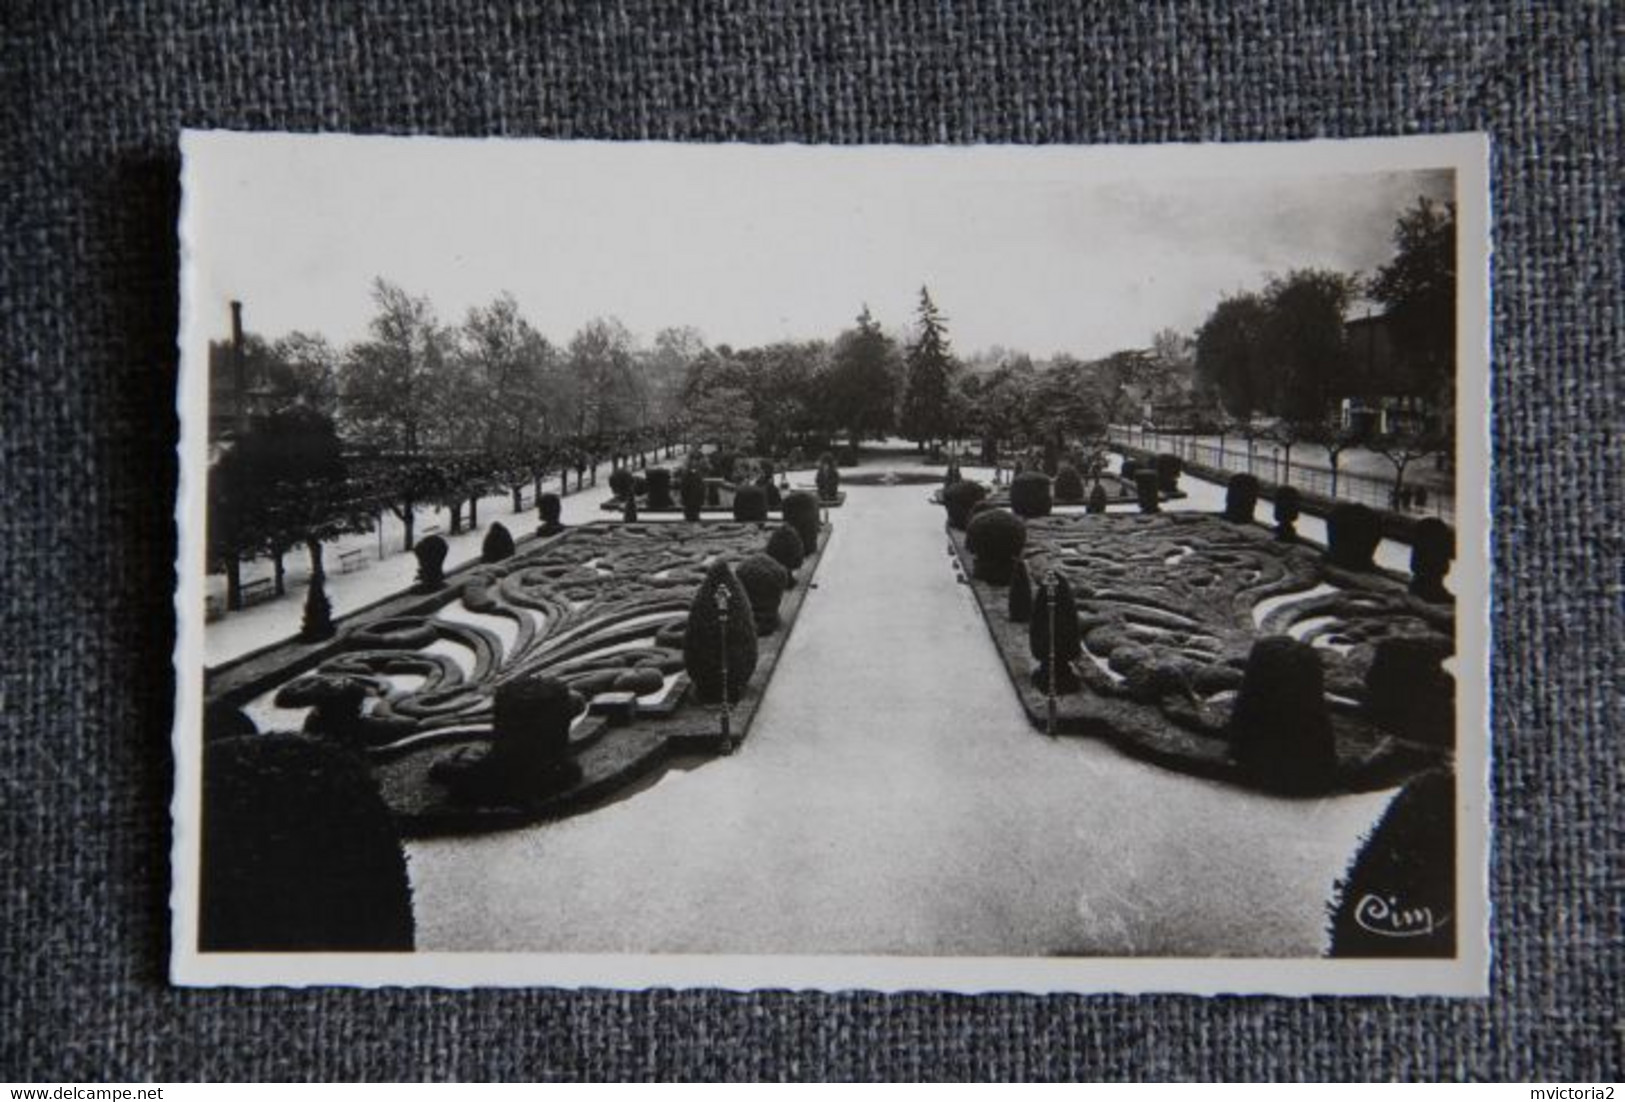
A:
[408,484,1394,956]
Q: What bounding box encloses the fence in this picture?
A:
[1110,427,1455,523]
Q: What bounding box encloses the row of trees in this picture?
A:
[1192,197,1456,426]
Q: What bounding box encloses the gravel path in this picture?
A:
[407,483,1394,957]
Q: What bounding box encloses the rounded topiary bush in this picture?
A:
[482,520,515,563]
[683,559,759,703]
[1009,471,1053,518]
[782,490,821,554]
[1327,503,1382,571]
[201,733,414,951]
[1029,572,1082,692]
[736,552,790,634]
[300,676,370,746]
[942,479,988,530]
[1155,453,1182,494]
[1007,557,1033,623]
[1273,485,1301,542]
[537,492,564,534]
[645,467,674,510]
[680,468,707,520]
[1134,470,1161,513]
[1053,464,1085,504]
[764,524,806,582]
[1086,483,1109,514]
[1120,457,1139,481]
[608,466,635,500]
[1328,770,1455,958]
[431,675,583,805]
[965,508,1027,585]
[1227,635,1336,793]
[732,484,769,522]
[1224,473,1260,524]
[413,534,449,590]
[1409,517,1454,601]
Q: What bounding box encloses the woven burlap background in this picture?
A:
[3,0,1620,1082]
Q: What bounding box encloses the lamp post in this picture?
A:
[716,586,734,754]
[1044,567,1058,738]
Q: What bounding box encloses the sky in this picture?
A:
[183,134,1458,362]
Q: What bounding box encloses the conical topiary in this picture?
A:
[1409,517,1454,601]
[537,492,564,534]
[1086,483,1108,514]
[682,559,759,704]
[1134,470,1161,513]
[1327,503,1381,571]
[733,484,769,522]
[1273,486,1301,542]
[645,467,674,509]
[680,468,706,521]
[1053,464,1085,503]
[301,573,336,640]
[1029,572,1082,692]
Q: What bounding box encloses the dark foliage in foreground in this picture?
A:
[201,733,414,951]
[683,559,759,703]
[1329,770,1456,958]
[965,508,1027,585]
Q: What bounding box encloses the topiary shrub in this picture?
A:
[482,521,515,562]
[1134,470,1161,513]
[1363,634,1455,747]
[1086,483,1109,514]
[736,552,790,634]
[201,733,414,951]
[622,493,639,521]
[646,467,674,510]
[1224,473,1260,524]
[682,559,759,703]
[1273,486,1301,542]
[203,699,256,742]
[413,535,449,591]
[1008,557,1033,623]
[1029,572,1082,692]
[608,466,635,500]
[1409,518,1454,601]
[732,484,769,522]
[1009,471,1053,518]
[965,508,1027,585]
[1120,457,1139,481]
[765,524,805,583]
[943,462,962,486]
[1227,636,1335,792]
[1328,770,1456,958]
[301,574,335,640]
[680,468,706,521]
[300,676,370,746]
[782,490,821,554]
[1327,503,1381,571]
[537,492,564,535]
[1155,453,1182,494]
[431,675,583,805]
[1054,464,1085,503]
[759,474,782,510]
[942,479,988,530]
[815,458,841,501]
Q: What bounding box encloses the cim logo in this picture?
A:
[1353,893,1445,938]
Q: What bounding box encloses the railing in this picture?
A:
[1110,427,1454,523]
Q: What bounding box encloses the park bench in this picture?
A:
[240,578,275,606]
[420,522,444,538]
[338,547,368,573]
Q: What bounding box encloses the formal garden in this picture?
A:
[199,195,1460,958]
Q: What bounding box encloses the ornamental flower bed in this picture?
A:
[947,509,1454,795]
[205,519,830,836]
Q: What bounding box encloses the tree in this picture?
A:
[567,317,646,438]
[267,332,341,416]
[900,287,958,452]
[685,386,757,455]
[340,279,451,455]
[1370,197,1456,410]
[823,306,901,449]
[208,407,372,610]
[1195,292,1269,419]
[1259,269,1357,422]
[455,293,559,512]
[1026,356,1106,470]
[1305,420,1367,498]
[1373,427,1447,503]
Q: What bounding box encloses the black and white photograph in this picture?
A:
[171,132,1490,993]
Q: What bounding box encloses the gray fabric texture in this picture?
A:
[2,0,1621,1082]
